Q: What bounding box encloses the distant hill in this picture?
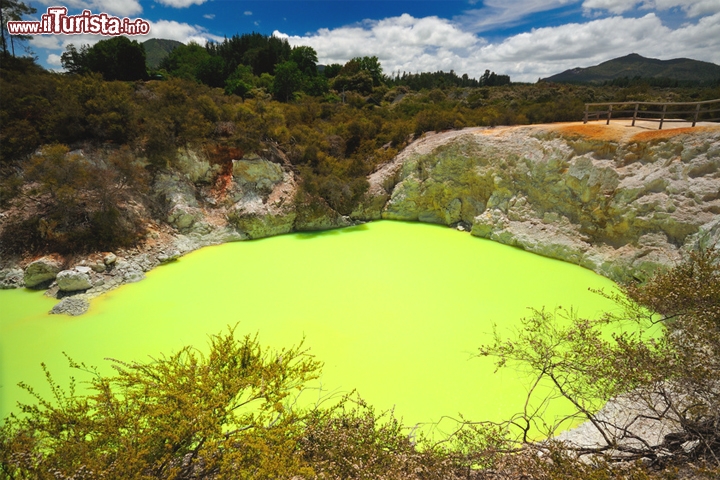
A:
[542,53,720,85]
[143,39,183,70]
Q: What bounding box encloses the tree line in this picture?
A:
[2,51,718,254]
[58,32,509,102]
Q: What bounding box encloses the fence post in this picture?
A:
[632,103,639,126]
[692,103,700,127]
[659,104,667,130]
[583,105,588,124]
[606,104,613,125]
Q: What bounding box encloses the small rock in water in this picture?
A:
[123,270,145,283]
[50,297,89,316]
[157,250,181,264]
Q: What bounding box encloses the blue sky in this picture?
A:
[25,0,720,82]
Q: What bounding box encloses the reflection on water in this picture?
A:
[0,221,619,436]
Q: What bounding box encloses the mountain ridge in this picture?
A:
[142,38,183,70]
[542,53,720,85]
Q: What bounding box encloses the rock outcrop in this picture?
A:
[56,269,93,292]
[50,297,90,316]
[360,123,720,282]
[23,256,63,288]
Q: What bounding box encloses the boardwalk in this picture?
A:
[584,99,720,129]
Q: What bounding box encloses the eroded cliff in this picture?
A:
[358,122,720,281]
[2,121,718,312]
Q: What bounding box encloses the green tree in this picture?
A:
[353,56,383,86]
[0,0,36,58]
[272,60,303,102]
[159,41,211,81]
[322,63,342,79]
[62,37,148,81]
[290,45,318,76]
[224,64,255,98]
[195,54,226,88]
[206,33,291,77]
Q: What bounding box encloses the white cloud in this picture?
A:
[275,11,720,83]
[31,35,63,50]
[134,19,224,44]
[203,13,215,20]
[47,53,62,66]
[34,0,143,17]
[154,0,208,7]
[460,0,577,31]
[276,14,480,73]
[583,0,720,17]
[244,11,253,16]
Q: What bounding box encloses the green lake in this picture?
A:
[0,220,621,436]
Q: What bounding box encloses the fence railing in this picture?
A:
[583,99,720,129]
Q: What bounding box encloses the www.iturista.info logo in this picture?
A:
[7,6,150,35]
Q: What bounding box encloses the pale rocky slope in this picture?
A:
[1,121,718,314]
[359,122,720,282]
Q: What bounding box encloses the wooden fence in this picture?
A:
[583,99,720,129]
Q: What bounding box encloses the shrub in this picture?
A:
[479,248,720,472]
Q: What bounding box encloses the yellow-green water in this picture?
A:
[1,221,620,435]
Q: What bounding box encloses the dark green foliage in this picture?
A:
[351,56,383,86]
[331,56,384,93]
[321,63,343,79]
[332,70,374,95]
[388,67,510,90]
[290,45,318,76]
[272,60,303,101]
[480,69,510,86]
[224,64,255,97]
[62,37,148,81]
[158,41,211,82]
[206,32,291,77]
[195,54,226,88]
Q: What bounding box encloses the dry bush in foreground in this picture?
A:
[478,248,720,477]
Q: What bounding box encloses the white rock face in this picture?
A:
[56,269,92,291]
[358,123,720,281]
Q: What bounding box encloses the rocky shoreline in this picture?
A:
[1,121,718,316]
